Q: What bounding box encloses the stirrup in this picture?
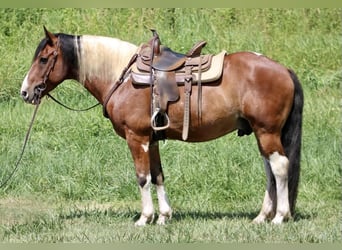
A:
[151,109,170,131]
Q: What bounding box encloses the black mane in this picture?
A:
[33,33,80,69]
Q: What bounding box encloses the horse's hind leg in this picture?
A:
[253,157,277,223]
[149,141,172,225]
[254,132,291,224]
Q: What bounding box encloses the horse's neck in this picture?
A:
[77,35,138,103]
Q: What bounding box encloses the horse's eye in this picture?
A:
[40,57,48,64]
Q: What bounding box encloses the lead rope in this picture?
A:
[0,90,43,189]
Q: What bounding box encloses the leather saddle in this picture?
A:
[131,30,224,140]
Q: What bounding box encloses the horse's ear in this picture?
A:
[43,26,56,45]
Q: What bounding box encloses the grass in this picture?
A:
[0,9,341,242]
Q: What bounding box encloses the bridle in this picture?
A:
[33,36,61,99]
[43,37,60,87]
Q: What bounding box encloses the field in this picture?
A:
[0,9,341,243]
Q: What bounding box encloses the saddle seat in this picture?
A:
[152,46,186,71]
[151,40,207,71]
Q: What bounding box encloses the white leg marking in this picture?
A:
[269,152,291,224]
[135,174,154,226]
[141,142,149,153]
[156,185,172,225]
[254,158,275,223]
[253,190,273,223]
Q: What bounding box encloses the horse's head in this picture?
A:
[21,27,68,104]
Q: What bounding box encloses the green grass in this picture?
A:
[0,9,341,243]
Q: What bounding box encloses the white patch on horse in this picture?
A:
[251,51,263,56]
[20,73,30,96]
[269,151,291,224]
[270,152,289,178]
[141,142,149,153]
[21,68,37,102]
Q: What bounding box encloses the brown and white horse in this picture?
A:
[20,28,303,226]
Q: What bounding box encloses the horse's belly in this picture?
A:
[166,114,238,142]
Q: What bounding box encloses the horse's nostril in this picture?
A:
[21,91,28,98]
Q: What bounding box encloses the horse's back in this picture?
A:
[225,51,293,84]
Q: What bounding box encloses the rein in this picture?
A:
[48,53,138,116]
[47,93,101,112]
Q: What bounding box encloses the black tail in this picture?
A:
[282,69,304,215]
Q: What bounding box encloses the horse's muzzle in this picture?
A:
[21,84,46,105]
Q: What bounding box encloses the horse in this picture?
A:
[20,27,303,226]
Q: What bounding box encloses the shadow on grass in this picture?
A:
[57,205,315,224]
[170,210,314,222]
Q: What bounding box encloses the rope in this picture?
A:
[0,98,41,189]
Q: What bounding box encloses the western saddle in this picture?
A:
[131,30,225,140]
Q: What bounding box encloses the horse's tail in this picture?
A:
[282,69,304,216]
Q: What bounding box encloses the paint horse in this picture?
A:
[21,27,303,226]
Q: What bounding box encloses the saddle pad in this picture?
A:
[131,50,227,85]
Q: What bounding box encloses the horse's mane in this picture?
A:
[75,35,138,84]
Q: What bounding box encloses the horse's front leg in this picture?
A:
[126,133,155,226]
[149,141,172,225]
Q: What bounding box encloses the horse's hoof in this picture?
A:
[156,213,172,225]
[134,214,154,227]
[252,214,266,224]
